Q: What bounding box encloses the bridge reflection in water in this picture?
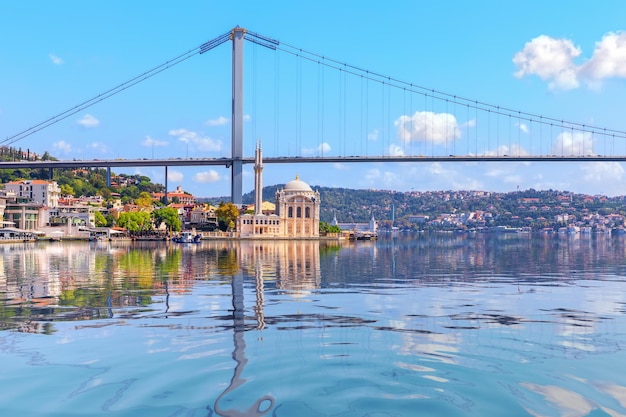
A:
[2,236,626,415]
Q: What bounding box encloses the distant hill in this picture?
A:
[201,185,626,230]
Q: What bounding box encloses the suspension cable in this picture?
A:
[3,30,232,147]
[274,38,626,140]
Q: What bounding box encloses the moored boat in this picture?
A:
[172,231,202,243]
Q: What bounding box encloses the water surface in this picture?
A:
[1,234,626,416]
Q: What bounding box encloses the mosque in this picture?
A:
[237,144,320,238]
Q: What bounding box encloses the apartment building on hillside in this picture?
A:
[5,180,61,208]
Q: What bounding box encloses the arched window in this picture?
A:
[288,207,293,218]
[297,207,302,218]
[305,207,310,218]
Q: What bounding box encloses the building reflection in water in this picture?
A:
[238,240,322,295]
[213,240,322,416]
[213,269,275,417]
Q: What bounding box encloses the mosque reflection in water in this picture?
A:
[3,235,626,416]
[0,240,325,416]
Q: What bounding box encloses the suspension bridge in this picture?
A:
[3,26,626,205]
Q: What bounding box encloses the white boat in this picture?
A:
[172,231,202,243]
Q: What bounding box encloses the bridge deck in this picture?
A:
[0,155,624,170]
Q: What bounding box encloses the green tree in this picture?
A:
[98,187,112,200]
[120,185,140,203]
[319,221,341,234]
[94,211,107,227]
[136,191,154,208]
[105,214,116,227]
[117,212,152,234]
[215,202,239,232]
[152,207,182,232]
[60,184,75,196]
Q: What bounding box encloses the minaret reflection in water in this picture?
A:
[212,269,274,417]
[211,240,324,416]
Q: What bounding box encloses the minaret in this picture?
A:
[254,142,263,215]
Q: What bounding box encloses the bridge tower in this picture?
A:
[231,27,245,207]
[253,142,263,215]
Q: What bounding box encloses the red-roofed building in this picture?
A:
[5,180,60,207]
[152,185,195,205]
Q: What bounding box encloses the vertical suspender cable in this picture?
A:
[321,61,325,156]
[403,88,407,155]
[338,68,343,156]
[345,68,348,155]
[252,43,257,144]
[365,73,369,156]
[274,47,280,157]
[465,104,470,155]
[474,103,478,157]
[529,119,532,157]
[360,75,364,156]
[487,109,490,156]
[410,86,414,156]
[385,80,391,157]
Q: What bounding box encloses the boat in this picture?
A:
[172,231,202,243]
[351,230,378,240]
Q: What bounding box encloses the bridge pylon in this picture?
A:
[231,27,245,207]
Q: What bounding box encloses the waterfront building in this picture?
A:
[237,144,320,237]
[48,205,95,228]
[332,213,378,235]
[189,204,219,231]
[3,199,46,230]
[5,180,60,208]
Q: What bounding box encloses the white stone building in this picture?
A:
[5,180,60,208]
[237,144,320,238]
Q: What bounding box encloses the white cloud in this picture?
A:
[462,119,476,129]
[333,163,349,171]
[206,116,229,126]
[502,174,524,185]
[142,136,168,147]
[77,114,100,128]
[367,129,379,141]
[168,128,222,152]
[363,168,399,188]
[551,131,594,156]
[49,53,63,65]
[53,140,72,154]
[302,142,331,156]
[388,144,405,156]
[580,32,626,81]
[427,161,445,176]
[517,123,529,134]
[484,144,530,157]
[167,170,183,182]
[194,170,221,183]
[87,142,108,154]
[421,162,483,190]
[513,35,581,90]
[170,128,193,143]
[395,111,461,144]
[581,162,624,184]
[514,32,626,90]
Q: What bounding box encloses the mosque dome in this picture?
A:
[283,175,313,192]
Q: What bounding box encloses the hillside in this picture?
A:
[5,145,626,232]
[228,185,626,231]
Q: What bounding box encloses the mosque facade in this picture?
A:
[237,145,320,238]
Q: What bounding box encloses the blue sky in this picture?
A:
[2,1,626,198]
